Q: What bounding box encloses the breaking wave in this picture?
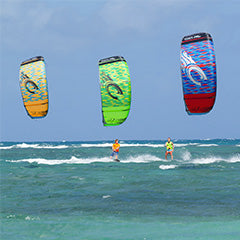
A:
[0,142,224,150]
[0,143,68,149]
[6,154,240,165]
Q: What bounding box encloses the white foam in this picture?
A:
[2,142,223,150]
[79,143,199,148]
[80,143,112,147]
[197,144,218,147]
[0,146,13,149]
[16,143,39,148]
[102,195,111,199]
[159,165,177,170]
[40,145,69,149]
[80,143,164,148]
[181,150,192,161]
[6,155,240,166]
[227,155,240,163]
[7,155,166,165]
[70,176,85,180]
[17,143,69,149]
[236,144,240,147]
[191,157,219,164]
[25,216,40,221]
[8,156,111,165]
[191,155,240,164]
[173,143,189,147]
[0,143,69,149]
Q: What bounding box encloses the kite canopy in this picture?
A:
[99,56,131,126]
[180,32,217,115]
[19,56,48,118]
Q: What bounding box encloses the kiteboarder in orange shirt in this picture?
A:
[110,139,120,162]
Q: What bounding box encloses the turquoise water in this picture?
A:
[1,139,240,239]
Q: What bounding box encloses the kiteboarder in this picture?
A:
[110,139,120,161]
[165,138,174,160]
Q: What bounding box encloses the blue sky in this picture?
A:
[0,0,239,141]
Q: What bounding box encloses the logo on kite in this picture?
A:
[21,72,39,94]
[101,72,123,100]
[181,50,207,86]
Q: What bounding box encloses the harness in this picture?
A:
[166,142,173,150]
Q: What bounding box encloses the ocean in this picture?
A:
[1,139,240,240]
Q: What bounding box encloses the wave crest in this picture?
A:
[7,155,165,165]
[0,143,68,149]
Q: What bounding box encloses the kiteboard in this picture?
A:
[114,159,120,162]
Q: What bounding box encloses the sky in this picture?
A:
[0,0,240,141]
